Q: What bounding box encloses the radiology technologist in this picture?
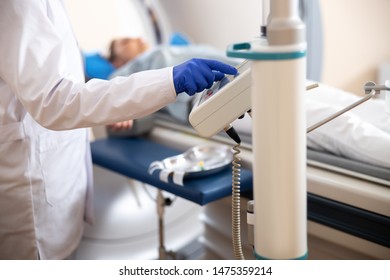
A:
[0,0,237,260]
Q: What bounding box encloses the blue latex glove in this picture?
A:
[173,58,238,95]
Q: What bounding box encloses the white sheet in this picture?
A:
[233,81,390,169]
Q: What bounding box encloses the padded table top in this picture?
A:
[90,137,253,205]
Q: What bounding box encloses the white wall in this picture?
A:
[159,0,262,49]
[64,0,153,53]
[64,0,262,52]
[319,0,390,94]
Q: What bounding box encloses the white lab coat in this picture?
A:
[0,0,176,259]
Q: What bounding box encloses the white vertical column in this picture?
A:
[251,53,307,259]
[251,0,307,261]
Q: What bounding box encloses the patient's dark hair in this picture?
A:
[107,39,117,63]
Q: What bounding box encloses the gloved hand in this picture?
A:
[173,58,238,95]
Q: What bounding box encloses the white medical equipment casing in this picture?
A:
[227,0,307,259]
[251,42,307,259]
[189,61,252,137]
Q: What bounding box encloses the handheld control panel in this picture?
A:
[189,60,251,137]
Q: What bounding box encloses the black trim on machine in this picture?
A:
[308,193,390,248]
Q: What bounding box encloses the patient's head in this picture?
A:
[108,37,150,68]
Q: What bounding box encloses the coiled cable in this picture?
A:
[224,124,244,260]
[232,143,244,260]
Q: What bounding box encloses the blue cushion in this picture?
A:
[84,53,115,80]
[90,137,253,205]
[169,32,191,46]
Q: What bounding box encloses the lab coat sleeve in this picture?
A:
[0,0,177,130]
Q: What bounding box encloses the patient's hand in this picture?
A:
[106,120,134,131]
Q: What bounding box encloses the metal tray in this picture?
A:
[149,144,233,178]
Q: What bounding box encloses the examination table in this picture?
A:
[91,137,253,206]
[90,121,390,260]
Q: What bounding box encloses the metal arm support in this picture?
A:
[307,81,388,134]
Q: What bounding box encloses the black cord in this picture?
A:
[224,125,241,144]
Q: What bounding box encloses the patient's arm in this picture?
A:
[106,120,134,131]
